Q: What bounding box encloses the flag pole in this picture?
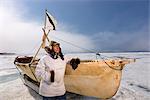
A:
[42,28,50,43]
[30,30,50,65]
[30,9,57,64]
[44,9,47,29]
[30,9,51,65]
[44,9,51,44]
[28,9,56,82]
[29,29,50,82]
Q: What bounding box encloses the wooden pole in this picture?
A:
[42,28,50,43]
[28,9,54,82]
[28,29,51,82]
[44,9,47,29]
[30,30,50,65]
[30,9,51,65]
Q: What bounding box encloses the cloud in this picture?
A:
[0,1,42,53]
[92,25,149,52]
[0,1,94,54]
[49,31,95,53]
[1,1,148,54]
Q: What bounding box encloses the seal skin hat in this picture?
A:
[50,41,60,46]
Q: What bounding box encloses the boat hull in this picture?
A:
[14,57,134,99]
[64,61,122,99]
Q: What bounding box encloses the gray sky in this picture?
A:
[0,0,149,54]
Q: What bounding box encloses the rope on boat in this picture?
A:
[28,34,128,71]
[99,55,123,71]
[52,35,97,53]
[52,36,124,71]
[28,31,131,71]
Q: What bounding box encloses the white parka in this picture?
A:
[35,54,70,97]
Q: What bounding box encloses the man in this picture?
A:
[35,41,80,100]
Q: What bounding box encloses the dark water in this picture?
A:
[0,73,19,84]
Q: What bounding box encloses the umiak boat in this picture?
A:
[14,10,135,99]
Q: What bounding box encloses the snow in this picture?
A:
[0,52,150,100]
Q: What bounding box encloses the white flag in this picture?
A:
[45,11,57,32]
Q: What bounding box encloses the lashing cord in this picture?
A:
[52,36,124,71]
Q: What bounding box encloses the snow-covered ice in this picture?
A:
[0,52,149,100]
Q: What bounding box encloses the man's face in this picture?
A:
[53,45,60,53]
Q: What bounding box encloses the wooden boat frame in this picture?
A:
[14,56,135,99]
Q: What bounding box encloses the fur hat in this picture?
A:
[45,41,60,53]
[44,46,51,54]
[50,41,60,46]
[49,41,60,50]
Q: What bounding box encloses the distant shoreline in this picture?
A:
[0,51,149,55]
[0,53,16,55]
[65,51,150,54]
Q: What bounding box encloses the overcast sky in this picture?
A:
[0,0,149,54]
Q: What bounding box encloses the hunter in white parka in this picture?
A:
[35,41,80,99]
[35,54,69,97]
[35,41,70,98]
